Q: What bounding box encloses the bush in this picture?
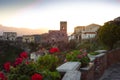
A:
[66,50,90,67]
[37,54,59,71]
[0,52,61,80]
[37,54,61,80]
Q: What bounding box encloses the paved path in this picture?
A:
[99,63,120,80]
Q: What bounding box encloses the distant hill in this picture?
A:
[0,25,48,36]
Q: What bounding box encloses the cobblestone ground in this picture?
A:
[99,63,120,80]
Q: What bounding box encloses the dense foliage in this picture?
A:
[0,41,24,66]
[0,52,60,80]
[98,20,120,49]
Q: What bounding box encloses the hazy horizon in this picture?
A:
[0,0,120,34]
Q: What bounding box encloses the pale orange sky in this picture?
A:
[0,0,120,34]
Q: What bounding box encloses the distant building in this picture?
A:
[48,30,68,44]
[81,24,100,40]
[81,31,96,39]
[71,23,101,41]
[22,35,34,43]
[41,33,49,43]
[74,26,85,34]
[60,21,67,33]
[22,35,41,43]
[33,35,41,43]
[41,21,68,45]
[85,24,100,32]
[3,32,17,41]
[73,26,85,42]
[50,21,68,44]
[68,34,75,41]
[16,36,23,43]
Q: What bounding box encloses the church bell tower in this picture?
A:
[60,21,67,33]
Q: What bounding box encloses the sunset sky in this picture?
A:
[0,0,120,34]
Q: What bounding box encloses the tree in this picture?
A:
[98,19,120,49]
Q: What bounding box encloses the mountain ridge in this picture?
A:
[0,25,48,36]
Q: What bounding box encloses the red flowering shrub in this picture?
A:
[4,62,10,72]
[66,50,90,67]
[49,48,60,54]
[31,73,43,80]
[77,54,82,59]
[14,57,23,66]
[20,52,28,59]
[0,72,7,80]
[25,61,29,65]
[1,52,60,80]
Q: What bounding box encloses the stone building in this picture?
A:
[81,24,100,40]
[41,21,68,46]
[16,36,23,43]
[85,24,100,32]
[71,23,100,41]
[22,35,34,43]
[72,26,85,42]
[74,26,85,34]
[3,32,17,41]
[22,35,41,43]
[41,33,49,44]
[81,31,96,39]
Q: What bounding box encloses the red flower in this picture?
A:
[77,54,82,59]
[82,52,87,57]
[25,61,29,65]
[31,73,43,80]
[0,72,7,80]
[20,52,28,59]
[4,62,10,72]
[14,57,23,66]
[49,48,60,54]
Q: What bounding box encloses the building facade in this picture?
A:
[3,32,17,41]
[81,31,96,39]
[72,26,85,42]
[16,36,23,43]
[71,23,100,41]
[22,35,34,43]
[41,21,68,46]
[33,35,41,43]
[60,21,67,33]
[74,26,85,34]
[22,35,41,43]
[85,24,100,32]
[41,33,49,44]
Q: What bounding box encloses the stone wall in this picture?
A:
[58,49,120,80]
[80,63,94,80]
[107,48,120,68]
[80,49,120,80]
[94,53,107,80]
